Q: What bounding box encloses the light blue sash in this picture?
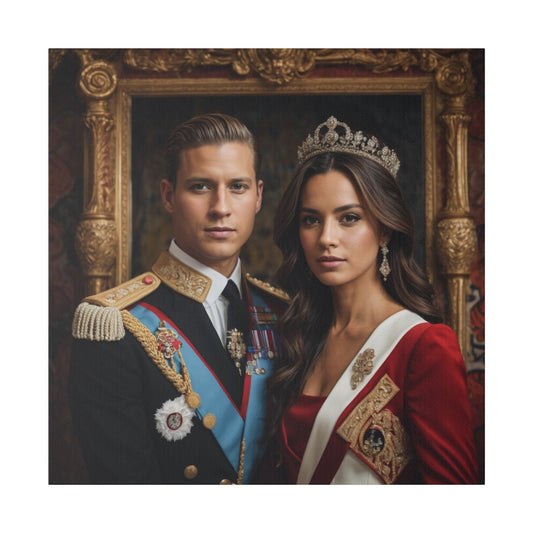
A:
[129,289,277,483]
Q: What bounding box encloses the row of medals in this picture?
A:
[157,322,271,378]
[226,328,274,376]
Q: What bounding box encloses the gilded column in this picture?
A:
[435,52,477,359]
[74,55,118,296]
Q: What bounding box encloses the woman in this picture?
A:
[266,116,478,484]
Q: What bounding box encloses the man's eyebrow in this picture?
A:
[183,177,212,182]
[229,176,254,182]
[183,176,253,182]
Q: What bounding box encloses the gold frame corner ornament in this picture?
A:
[70,48,478,358]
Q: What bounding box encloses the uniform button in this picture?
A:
[184,465,198,479]
[202,413,216,429]
[219,479,233,485]
[186,392,201,409]
[142,275,154,285]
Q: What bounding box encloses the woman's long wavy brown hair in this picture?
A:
[267,152,442,441]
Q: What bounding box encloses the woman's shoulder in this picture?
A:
[403,319,464,366]
[416,321,459,344]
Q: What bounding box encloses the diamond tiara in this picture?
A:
[297,116,400,177]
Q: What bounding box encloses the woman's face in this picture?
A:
[298,170,383,289]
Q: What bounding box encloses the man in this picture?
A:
[69,113,288,484]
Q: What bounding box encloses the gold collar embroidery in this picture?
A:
[152,251,212,303]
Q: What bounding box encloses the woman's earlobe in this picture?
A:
[379,228,392,247]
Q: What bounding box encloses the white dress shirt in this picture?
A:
[168,240,242,345]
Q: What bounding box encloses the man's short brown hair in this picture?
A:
[165,113,259,186]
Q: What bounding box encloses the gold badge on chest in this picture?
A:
[227,328,247,375]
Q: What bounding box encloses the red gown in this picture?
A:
[278,311,478,484]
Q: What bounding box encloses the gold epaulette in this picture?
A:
[245,273,291,303]
[83,273,161,309]
[72,273,161,341]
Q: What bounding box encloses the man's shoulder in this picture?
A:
[72,272,161,342]
[245,273,291,304]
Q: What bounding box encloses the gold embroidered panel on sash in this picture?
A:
[336,374,413,484]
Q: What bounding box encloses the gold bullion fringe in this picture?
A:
[72,302,126,341]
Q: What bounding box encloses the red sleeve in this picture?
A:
[405,324,479,484]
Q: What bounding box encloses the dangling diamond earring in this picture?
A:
[379,243,391,281]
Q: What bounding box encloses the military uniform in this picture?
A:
[69,250,288,484]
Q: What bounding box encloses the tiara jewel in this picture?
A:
[297,116,400,177]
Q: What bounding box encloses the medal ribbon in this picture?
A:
[240,290,276,482]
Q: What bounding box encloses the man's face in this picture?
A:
[161,142,263,277]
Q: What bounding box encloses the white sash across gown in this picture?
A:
[296,309,426,485]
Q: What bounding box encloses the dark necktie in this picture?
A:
[222,280,249,375]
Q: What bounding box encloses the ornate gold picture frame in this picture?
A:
[69,49,478,358]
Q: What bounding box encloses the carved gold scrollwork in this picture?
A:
[436,59,472,96]
[440,111,472,215]
[232,49,316,85]
[122,49,477,91]
[124,48,317,85]
[436,215,477,360]
[123,49,241,76]
[79,60,118,99]
[124,49,197,72]
[434,52,476,97]
[434,52,477,359]
[316,48,420,73]
[83,110,115,215]
[75,57,118,293]
[122,49,477,96]
[74,218,118,295]
[436,214,477,360]
[436,218,477,275]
